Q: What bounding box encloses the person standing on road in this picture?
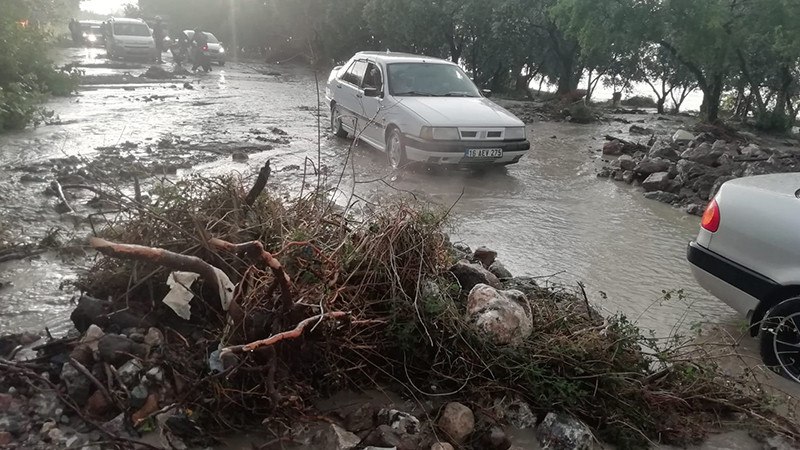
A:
[69,19,80,45]
[152,17,165,64]
[189,28,209,72]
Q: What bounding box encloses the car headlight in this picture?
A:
[87,35,97,42]
[505,127,526,140]
[219,47,225,54]
[420,126,459,140]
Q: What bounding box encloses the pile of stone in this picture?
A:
[599,129,800,215]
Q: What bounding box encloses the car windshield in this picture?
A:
[388,63,480,97]
[204,33,219,43]
[114,23,150,37]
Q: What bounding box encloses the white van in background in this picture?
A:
[103,17,157,61]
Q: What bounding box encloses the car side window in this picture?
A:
[362,63,382,92]
[342,60,368,87]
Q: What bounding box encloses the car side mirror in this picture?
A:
[363,87,381,97]
[482,89,492,98]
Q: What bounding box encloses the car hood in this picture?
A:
[395,97,524,128]
[725,173,800,197]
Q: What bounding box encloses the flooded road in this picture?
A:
[0,47,740,340]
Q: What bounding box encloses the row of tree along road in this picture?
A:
[121,0,800,130]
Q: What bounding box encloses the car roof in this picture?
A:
[110,17,147,24]
[183,30,217,36]
[79,20,102,25]
[354,51,453,65]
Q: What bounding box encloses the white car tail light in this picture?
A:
[701,199,720,232]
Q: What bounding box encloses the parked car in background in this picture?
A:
[325,51,530,169]
[103,17,156,61]
[182,30,226,66]
[687,173,800,383]
[78,20,104,47]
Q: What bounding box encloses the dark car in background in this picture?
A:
[78,20,104,47]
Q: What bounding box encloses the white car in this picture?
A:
[687,173,800,382]
[182,30,226,66]
[103,18,157,61]
[325,52,531,168]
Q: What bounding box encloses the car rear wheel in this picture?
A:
[759,297,800,382]
[330,104,347,138]
[386,128,407,169]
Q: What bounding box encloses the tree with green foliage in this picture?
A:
[0,0,78,132]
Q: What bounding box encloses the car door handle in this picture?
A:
[356,94,363,98]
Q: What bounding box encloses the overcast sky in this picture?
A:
[82,0,129,14]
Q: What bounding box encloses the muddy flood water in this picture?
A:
[2,48,799,404]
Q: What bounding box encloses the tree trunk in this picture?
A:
[611,92,622,108]
[656,98,665,115]
[700,75,723,123]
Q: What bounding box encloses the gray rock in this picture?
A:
[642,172,670,192]
[437,402,474,443]
[453,242,472,254]
[648,141,680,162]
[741,143,764,157]
[145,366,164,385]
[61,363,91,406]
[40,421,57,436]
[602,140,623,156]
[47,428,66,444]
[763,433,796,450]
[612,170,624,182]
[717,153,734,166]
[362,424,418,450]
[617,154,636,171]
[20,173,47,183]
[634,157,670,175]
[596,167,611,178]
[128,333,145,343]
[314,423,361,450]
[668,162,678,178]
[467,284,533,346]
[744,161,778,177]
[0,413,28,434]
[488,261,513,280]
[377,408,420,435]
[117,359,144,387]
[450,260,502,291]
[344,403,376,433]
[502,277,539,299]
[681,142,722,166]
[30,393,60,419]
[98,334,147,365]
[676,159,710,184]
[130,384,148,409]
[144,328,164,347]
[629,124,653,135]
[622,170,634,184]
[686,204,704,216]
[473,246,498,267]
[672,129,695,143]
[232,152,249,162]
[431,443,455,450]
[500,399,537,429]
[644,191,679,204]
[711,176,736,198]
[536,412,592,450]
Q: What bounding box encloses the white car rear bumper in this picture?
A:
[689,263,760,317]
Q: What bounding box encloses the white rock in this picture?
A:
[314,423,361,450]
[466,284,533,345]
[437,402,474,443]
[431,443,455,450]
[80,325,105,351]
[672,129,695,143]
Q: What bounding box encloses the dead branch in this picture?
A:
[50,180,75,214]
[60,184,107,197]
[245,160,271,206]
[209,237,293,310]
[221,311,347,355]
[89,237,222,303]
[69,358,120,411]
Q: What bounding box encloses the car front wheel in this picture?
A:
[386,128,407,169]
[759,296,800,383]
[331,104,347,138]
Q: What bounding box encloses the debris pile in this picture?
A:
[1,167,798,449]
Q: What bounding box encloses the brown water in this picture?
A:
[0,46,739,340]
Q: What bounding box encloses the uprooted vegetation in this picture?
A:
[3,167,798,449]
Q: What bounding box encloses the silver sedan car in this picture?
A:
[325,51,531,168]
[687,173,800,382]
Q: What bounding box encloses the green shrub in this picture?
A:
[569,103,595,123]
[754,110,794,133]
[621,95,658,108]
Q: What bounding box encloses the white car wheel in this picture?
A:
[387,129,407,169]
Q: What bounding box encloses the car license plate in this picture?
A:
[465,148,503,158]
